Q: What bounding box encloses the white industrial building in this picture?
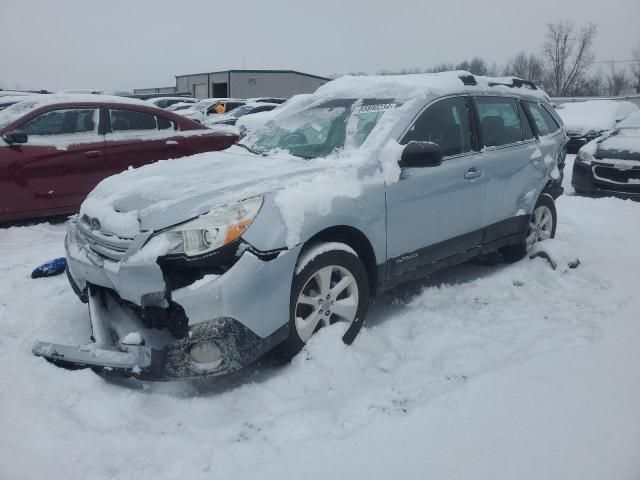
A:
[174,69,330,99]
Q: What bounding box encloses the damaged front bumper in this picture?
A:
[32,286,288,380]
[33,217,299,380]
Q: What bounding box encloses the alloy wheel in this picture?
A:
[526,205,554,247]
[294,265,359,342]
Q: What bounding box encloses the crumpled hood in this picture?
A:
[80,147,324,238]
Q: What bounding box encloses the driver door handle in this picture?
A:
[166,140,179,147]
[85,150,101,159]
[464,167,483,180]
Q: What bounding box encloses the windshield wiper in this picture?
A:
[236,142,263,156]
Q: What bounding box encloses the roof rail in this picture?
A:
[488,78,539,90]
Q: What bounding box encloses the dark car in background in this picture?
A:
[572,111,640,199]
[0,95,238,222]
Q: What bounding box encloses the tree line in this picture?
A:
[342,21,640,97]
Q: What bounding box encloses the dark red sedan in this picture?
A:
[0,95,238,222]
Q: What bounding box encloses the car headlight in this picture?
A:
[158,197,263,257]
[577,149,594,165]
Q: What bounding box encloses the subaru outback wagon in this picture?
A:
[33,71,567,380]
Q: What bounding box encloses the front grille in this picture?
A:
[77,215,134,261]
[593,165,640,185]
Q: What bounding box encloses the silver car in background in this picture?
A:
[33,71,567,380]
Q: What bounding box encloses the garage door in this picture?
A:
[193,83,207,99]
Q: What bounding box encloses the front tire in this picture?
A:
[500,194,557,263]
[279,244,369,358]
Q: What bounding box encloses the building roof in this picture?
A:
[175,69,330,82]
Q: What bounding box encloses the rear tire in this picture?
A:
[278,244,369,358]
[500,194,557,263]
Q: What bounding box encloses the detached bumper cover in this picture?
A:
[32,341,152,372]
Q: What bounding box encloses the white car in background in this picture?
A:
[556,100,638,152]
[177,98,245,123]
[146,96,196,109]
[203,102,278,127]
[0,90,38,98]
[58,89,104,95]
[166,102,195,112]
[0,94,44,111]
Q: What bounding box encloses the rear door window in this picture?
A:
[474,97,523,147]
[400,96,473,157]
[20,108,99,136]
[109,109,157,132]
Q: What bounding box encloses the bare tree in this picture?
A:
[452,57,490,76]
[542,21,597,96]
[425,62,455,73]
[606,64,631,96]
[631,44,640,93]
[503,52,545,85]
[577,70,605,96]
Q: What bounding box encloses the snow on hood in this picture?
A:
[597,128,640,158]
[80,147,327,238]
[557,100,638,136]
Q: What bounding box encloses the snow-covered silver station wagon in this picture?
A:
[33,71,567,380]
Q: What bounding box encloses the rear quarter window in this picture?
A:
[525,102,559,136]
[157,116,177,130]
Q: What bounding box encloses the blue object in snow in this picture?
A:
[31,257,67,279]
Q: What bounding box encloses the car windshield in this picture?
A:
[243,99,396,159]
[617,111,640,131]
[0,99,42,130]
[195,101,216,112]
[229,105,254,118]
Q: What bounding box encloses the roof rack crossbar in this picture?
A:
[459,75,477,86]
[488,78,539,90]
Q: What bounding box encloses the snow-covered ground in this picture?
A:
[1,157,640,480]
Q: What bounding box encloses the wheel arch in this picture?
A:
[299,225,379,297]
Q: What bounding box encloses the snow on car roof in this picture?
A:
[0,94,150,130]
[314,70,549,102]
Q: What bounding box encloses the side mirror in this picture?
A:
[399,141,443,168]
[3,131,28,144]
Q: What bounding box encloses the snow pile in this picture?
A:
[556,100,638,136]
[2,185,640,479]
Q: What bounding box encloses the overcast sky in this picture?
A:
[1,0,638,93]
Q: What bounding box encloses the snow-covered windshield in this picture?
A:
[0,98,41,130]
[617,111,640,131]
[243,99,395,159]
[227,105,254,118]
